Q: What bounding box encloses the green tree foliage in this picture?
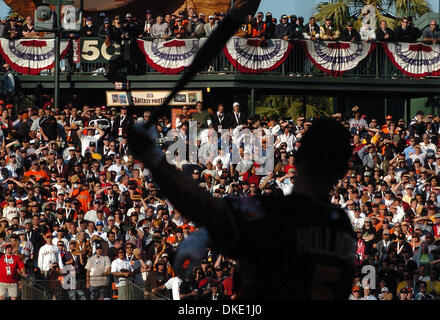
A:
[315,0,431,31]
[255,95,333,121]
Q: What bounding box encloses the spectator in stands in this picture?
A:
[188,14,205,38]
[172,17,188,39]
[191,101,211,131]
[82,17,97,37]
[2,17,22,40]
[22,16,38,38]
[264,12,276,38]
[204,15,217,36]
[252,12,267,38]
[296,16,305,38]
[394,17,419,42]
[275,14,295,41]
[289,15,298,35]
[150,15,171,39]
[319,17,340,41]
[375,20,394,42]
[303,16,320,40]
[340,21,361,42]
[422,20,440,45]
[360,24,376,42]
[98,17,116,41]
[228,102,247,129]
[140,10,155,39]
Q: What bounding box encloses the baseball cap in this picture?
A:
[386,115,393,120]
[108,215,115,221]
[103,17,110,24]
[381,287,389,293]
[208,15,214,19]
[281,14,288,19]
[126,13,132,18]
[96,221,104,227]
[233,102,240,107]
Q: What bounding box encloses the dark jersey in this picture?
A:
[212,192,356,300]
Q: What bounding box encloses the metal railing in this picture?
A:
[19,277,170,300]
[0,37,431,79]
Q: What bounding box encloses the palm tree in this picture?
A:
[314,0,431,31]
[255,95,333,121]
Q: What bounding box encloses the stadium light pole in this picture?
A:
[43,0,74,110]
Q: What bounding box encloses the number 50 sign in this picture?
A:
[81,38,121,63]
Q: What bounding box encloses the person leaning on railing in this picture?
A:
[302,16,320,41]
[339,22,361,42]
[187,14,205,38]
[2,17,22,40]
[264,12,276,39]
[375,20,395,42]
[171,17,188,39]
[82,17,97,38]
[149,15,171,40]
[360,24,376,42]
[394,17,420,43]
[275,14,295,41]
[251,12,267,38]
[319,17,340,41]
[422,20,440,45]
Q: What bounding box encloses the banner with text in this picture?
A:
[106,90,203,107]
[80,38,122,63]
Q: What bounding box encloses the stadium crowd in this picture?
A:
[0,6,440,301]
[0,91,437,301]
[0,9,436,44]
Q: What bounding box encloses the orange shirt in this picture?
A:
[72,189,92,213]
[23,170,49,181]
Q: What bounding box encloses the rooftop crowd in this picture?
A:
[0,9,438,44]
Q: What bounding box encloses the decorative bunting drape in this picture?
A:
[300,40,376,76]
[0,38,70,75]
[223,37,293,73]
[382,42,440,77]
[137,38,206,74]
[6,37,440,78]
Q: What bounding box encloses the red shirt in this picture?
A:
[222,276,234,296]
[0,253,24,283]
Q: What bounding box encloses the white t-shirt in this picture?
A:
[80,134,100,156]
[111,258,133,287]
[164,276,183,300]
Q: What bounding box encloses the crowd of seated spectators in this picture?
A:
[0,10,438,44]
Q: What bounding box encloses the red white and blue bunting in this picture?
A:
[0,38,70,75]
[382,42,440,77]
[223,37,293,73]
[300,40,376,76]
[137,38,206,74]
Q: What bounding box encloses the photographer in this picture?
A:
[110,247,133,300]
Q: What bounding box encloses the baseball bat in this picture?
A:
[148,4,249,124]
